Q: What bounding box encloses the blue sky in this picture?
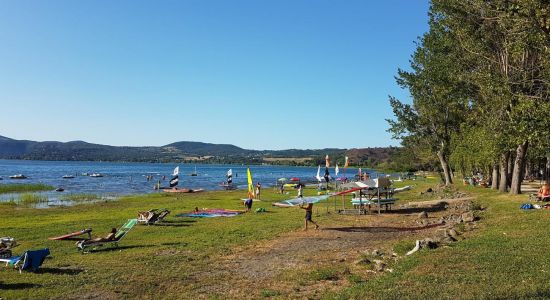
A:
[0,0,429,150]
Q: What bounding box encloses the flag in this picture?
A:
[335,164,339,176]
[315,165,322,182]
[325,155,331,168]
[344,156,349,168]
[247,168,254,198]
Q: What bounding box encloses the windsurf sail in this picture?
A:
[247,168,254,198]
[169,166,179,188]
[344,156,349,168]
[335,164,339,176]
[227,169,233,184]
[325,155,331,168]
[316,165,322,182]
[273,195,330,207]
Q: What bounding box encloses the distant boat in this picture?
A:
[81,172,89,176]
[9,174,27,179]
[62,175,75,179]
[190,166,198,176]
[89,173,103,178]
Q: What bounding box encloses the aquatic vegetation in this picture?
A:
[60,194,102,202]
[0,183,54,194]
[17,193,49,205]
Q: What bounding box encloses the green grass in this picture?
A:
[0,183,54,194]
[331,184,550,299]
[0,188,320,298]
[18,193,49,205]
[3,177,549,299]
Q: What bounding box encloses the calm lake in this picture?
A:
[0,160,373,205]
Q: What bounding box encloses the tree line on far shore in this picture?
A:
[387,0,550,194]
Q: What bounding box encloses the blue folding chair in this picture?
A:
[0,248,50,273]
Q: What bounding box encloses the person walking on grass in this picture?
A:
[300,202,319,230]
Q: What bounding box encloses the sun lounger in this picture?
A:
[76,219,137,252]
[137,209,170,225]
[0,248,50,273]
[49,228,92,240]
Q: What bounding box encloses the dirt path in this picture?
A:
[189,209,454,299]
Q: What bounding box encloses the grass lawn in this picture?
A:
[333,184,550,299]
[2,178,549,299]
[0,187,322,298]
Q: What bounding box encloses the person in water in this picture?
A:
[300,203,319,230]
[244,198,253,212]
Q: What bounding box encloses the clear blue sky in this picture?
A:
[0,0,429,150]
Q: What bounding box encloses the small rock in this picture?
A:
[426,188,433,193]
[354,257,371,266]
[440,236,456,244]
[373,260,386,272]
[462,212,475,222]
[447,228,459,239]
[418,211,428,219]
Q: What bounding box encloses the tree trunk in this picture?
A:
[546,157,550,183]
[437,150,453,186]
[499,152,510,192]
[507,152,514,188]
[510,141,529,195]
[491,163,499,190]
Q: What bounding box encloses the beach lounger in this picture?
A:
[137,209,170,225]
[76,219,137,252]
[0,248,50,273]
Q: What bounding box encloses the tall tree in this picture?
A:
[387,13,471,185]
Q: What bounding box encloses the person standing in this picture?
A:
[297,184,303,198]
[256,182,262,200]
[300,203,319,230]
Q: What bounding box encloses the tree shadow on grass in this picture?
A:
[325,223,445,233]
[159,242,189,247]
[87,244,152,253]
[38,267,84,275]
[0,282,41,289]
[153,222,191,227]
[387,204,448,215]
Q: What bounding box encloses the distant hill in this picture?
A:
[0,135,395,166]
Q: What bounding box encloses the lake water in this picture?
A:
[0,160,376,205]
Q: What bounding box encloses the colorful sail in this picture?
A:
[247,168,254,198]
[344,156,349,168]
[316,165,322,182]
[169,166,179,188]
[227,169,233,184]
[325,155,331,168]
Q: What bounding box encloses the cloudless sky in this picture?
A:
[0,0,429,150]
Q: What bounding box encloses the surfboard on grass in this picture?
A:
[49,228,92,240]
[272,195,330,207]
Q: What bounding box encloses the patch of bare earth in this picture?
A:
[187,198,475,299]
